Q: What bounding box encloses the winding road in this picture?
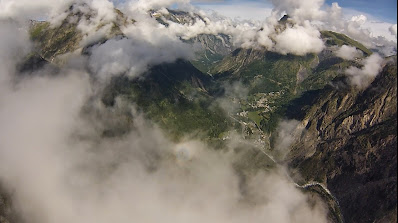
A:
[227,113,345,223]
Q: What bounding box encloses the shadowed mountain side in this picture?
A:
[284,57,397,223]
[101,59,232,141]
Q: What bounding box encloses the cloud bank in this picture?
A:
[192,0,397,56]
[0,1,332,223]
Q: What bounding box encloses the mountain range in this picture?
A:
[0,3,396,223]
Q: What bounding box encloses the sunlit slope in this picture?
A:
[207,30,372,133]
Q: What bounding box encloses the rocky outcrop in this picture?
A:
[151,9,206,26]
[188,34,234,73]
[0,186,20,223]
[29,4,133,62]
[150,8,235,72]
[210,48,268,75]
[285,56,397,223]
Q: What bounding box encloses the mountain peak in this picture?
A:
[151,8,207,26]
[279,14,290,23]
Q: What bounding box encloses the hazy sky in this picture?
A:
[189,0,397,42]
[192,0,397,23]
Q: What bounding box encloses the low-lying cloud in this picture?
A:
[0,1,332,223]
[274,22,325,56]
[335,45,363,60]
[88,36,192,82]
[273,120,305,159]
[0,48,329,223]
[2,0,391,222]
[345,53,384,89]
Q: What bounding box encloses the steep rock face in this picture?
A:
[285,57,397,223]
[188,34,234,73]
[152,9,206,26]
[29,4,132,62]
[152,9,235,72]
[189,34,233,57]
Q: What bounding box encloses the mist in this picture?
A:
[273,120,305,160]
[0,44,329,223]
[345,53,384,89]
[2,0,389,222]
[335,45,363,61]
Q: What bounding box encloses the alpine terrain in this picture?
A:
[0,1,396,223]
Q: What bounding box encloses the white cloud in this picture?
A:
[389,24,397,37]
[361,20,397,42]
[345,53,384,89]
[0,2,334,222]
[214,81,249,113]
[128,0,190,11]
[0,0,73,20]
[89,36,192,82]
[320,9,396,55]
[69,1,118,47]
[274,22,325,56]
[335,45,363,60]
[0,21,31,83]
[350,14,367,25]
[159,7,325,56]
[196,3,273,21]
[0,46,329,223]
[194,1,396,56]
[273,120,305,159]
[270,0,326,23]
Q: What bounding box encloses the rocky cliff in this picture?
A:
[285,56,397,223]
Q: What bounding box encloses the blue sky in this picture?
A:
[192,0,397,23]
[326,0,397,22]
